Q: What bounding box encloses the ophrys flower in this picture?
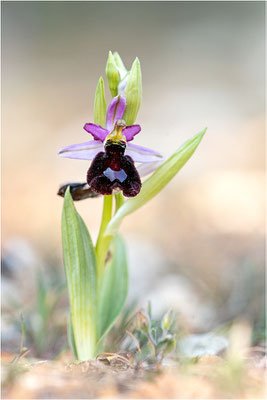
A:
[58,96,164,197]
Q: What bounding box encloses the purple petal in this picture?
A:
[106,96,126,131]
[83,123,109,142]
[137,161,164,177]
[123,125,141,142]
[125,143,164,163]
[58,140,104,160]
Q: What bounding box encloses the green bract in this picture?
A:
[123,57,142,125]
[113,51,128,74]
[105,51,120,97]
[94,76,107,127]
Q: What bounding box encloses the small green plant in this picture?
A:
[95,303,178,368]
[128,307,177,367]
[58,51,206,360]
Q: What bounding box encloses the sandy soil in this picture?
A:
[2,350,265,399]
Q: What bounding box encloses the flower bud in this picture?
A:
[105,51,120,97]
[94,76,107,126]
[136,310,150,333]
[162,310,175,331]
[123,57,142,125]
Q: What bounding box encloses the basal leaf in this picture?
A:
[62,187,97,360]
[67,312,78,360]
[97,235,128,342]
[104,128,206,238]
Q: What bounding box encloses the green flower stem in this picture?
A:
[96,195,113,277]
[115,192,124,212]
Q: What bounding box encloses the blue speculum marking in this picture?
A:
[103,167,127,183]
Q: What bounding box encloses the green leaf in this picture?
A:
[94,76,107,126]
[97,235,128,341]
[62,187,97,360]
[123,57,142,125]
[68,312,78,360]
[104,128,206,238]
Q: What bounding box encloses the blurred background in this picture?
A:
[2,1,265,358]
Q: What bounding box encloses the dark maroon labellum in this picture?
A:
[87,142,142,197]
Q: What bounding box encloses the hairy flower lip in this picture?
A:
[87,144,142,197]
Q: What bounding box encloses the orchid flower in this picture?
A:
[58,95,164,197]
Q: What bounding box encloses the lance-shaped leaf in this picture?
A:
[94,76,107,127]
[62,187,97,360]
[97,235,128,342]
[123,57,142,125]
[104,128,206,238]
